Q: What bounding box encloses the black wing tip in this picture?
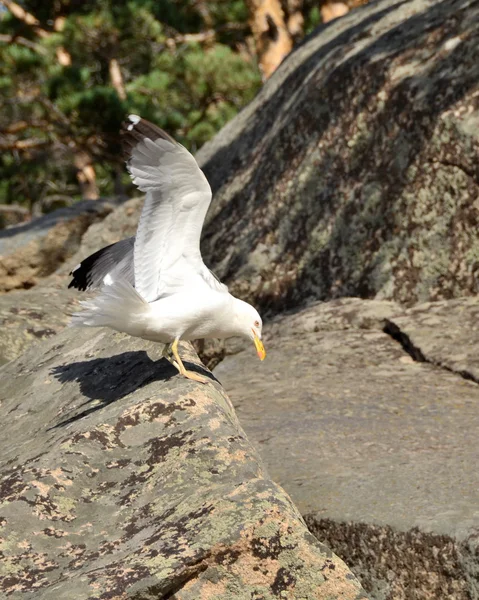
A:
[68,280,87,291]
[66,248,102,292]
[120,114,177,161]
[67,238,135,292]
[68,266,89,291]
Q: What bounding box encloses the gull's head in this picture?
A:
[232,298,266,361]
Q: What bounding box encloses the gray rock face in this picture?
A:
[0,287,77,365]
[383,295,479,382]
[214,297,479,599]
[0,197,143,365]
[55,197,143,279]
[197,0,479,310]
[0,329,366,599]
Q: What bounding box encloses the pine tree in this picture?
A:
[0,1,262,211]
[0,0,348,216]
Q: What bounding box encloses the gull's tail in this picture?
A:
[70,279,150,336]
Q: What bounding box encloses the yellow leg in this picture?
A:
[171,338,209,384]
[161,343,179,370]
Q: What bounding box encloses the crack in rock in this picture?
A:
[383,319,479,385]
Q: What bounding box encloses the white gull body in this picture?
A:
[71,115,265,382]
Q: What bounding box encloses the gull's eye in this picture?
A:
[254,320,260,328]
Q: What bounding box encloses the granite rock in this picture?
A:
[0,286,78,365]
[0,197,142,365]
[0,327,366,599]
[1,1,479,596]
[214,297,479,599]
[384,295,479,382]
[197,0,479,311]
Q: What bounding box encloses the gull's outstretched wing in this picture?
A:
[122,115,227,302]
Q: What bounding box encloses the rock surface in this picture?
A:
[0,287,78,365]
[214,297,479,599]
[0,328,366,599]
[197,0,479,311]
[384,295,479,382]
[53,197,142,280]
[1,1,479,598]
[0,199,119,293]
[0,197,142,364]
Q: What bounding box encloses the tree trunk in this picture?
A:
[109,58,127,100]
[320,1,349,23]
[74,152,99,200]
[246,0,294,79]
[285,0,304,42]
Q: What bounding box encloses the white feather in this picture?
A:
[128,132,227,303]
[70,280,150,336]
[127,114,141,130]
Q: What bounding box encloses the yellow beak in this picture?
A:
[253,331,266,361]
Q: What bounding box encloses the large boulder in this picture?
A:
[197,0,479,311]
[0,328,366,599]
[53,197,143,280]
[214,297,479,599]
[0,197,143,364]
[1,0,479,597]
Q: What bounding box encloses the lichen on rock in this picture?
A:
[0,328,366,599]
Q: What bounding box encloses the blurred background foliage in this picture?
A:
[0,0,357,221]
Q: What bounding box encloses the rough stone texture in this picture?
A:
[304,519,479,600]
[197,0,479,312]
[0,200,116,293]
[384,295,479,382]
[0,286,79,365]
[0,199,119,293]
[0,328,366,599]
[1,1,479,597]
[0,197,141,365]
[214,297,479,599]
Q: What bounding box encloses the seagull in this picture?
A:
[70,115,266,383]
